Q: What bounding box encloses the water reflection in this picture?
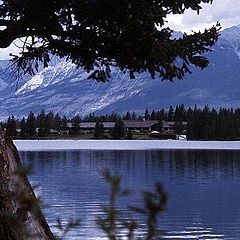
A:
[20,150,240,239]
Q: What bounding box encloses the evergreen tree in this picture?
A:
[168,106,174,121]
[6,115,17,137]
[53,114,62,131]
[202,105,211,139]
[144,108,150,120]
[186,107,193,121]
[37,109,46,137]
[156,109,167,121]
[123,111,131,120]
[234,108,240,139]
[186,105,240,140]
[174,104,187,122]
[44,113,51,136]
[111,118,126,140]
[150,110,157,120]
[94,121,104,139]
[154,121,163,133]
[61,116,68,129]
[26,111,36,137]
[0,1,220,81]
[109,112,118,122]
[19,117,27,139]
[173,105,185,134]
[71,116,81,135]
[131,112,137,120]
[187,105,199,140]
[46,111,55,129]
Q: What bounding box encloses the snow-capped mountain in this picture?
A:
[0,61,153,119]
[0,25,240,119]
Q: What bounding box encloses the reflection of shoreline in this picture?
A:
[20,150,240,183]
[14,139,240,151]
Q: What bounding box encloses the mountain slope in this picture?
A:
[0,25,240,119]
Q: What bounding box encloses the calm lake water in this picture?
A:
[19,150,240,240]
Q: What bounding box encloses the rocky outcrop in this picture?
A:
[0,129,54,239]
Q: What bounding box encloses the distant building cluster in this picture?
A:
[4,104,239,140]
[57,120,187,139]
[2,114,187,140]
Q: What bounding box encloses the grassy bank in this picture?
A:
[14,132,153,140]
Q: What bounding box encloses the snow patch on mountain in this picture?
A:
[0,59,154,118]
[16,75,43,94]
[0,25,240,119]
[219,24,240,59]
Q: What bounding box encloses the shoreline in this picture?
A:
[13,139,240,151]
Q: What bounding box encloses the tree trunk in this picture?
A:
[0,129,54,239]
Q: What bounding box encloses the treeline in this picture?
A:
[0,105,186,138]
[143,105,240,140]
[2,105,240,140]
[187,106,240,140]
[3,110,68,138]
[2,110,128,139]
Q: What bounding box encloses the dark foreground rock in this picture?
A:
[0,129,54,240]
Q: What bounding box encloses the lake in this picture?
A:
[19,149,240,239]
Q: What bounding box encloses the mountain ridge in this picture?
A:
[0,25,240,119]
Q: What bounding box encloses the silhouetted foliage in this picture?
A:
[111,118,126,139]
[97,170,168,240]
[131,112,137,121]
[26,111,36,137]
[122,111,131,120]
[153,121,163,133]
[19,117,27,139]
[55,218,80,240]
[71,116,81,135]
[37,109,47,137]
[144,108,150,121]
[94,120,104,139]
[0,0,220,81]
[187,106,240,140]
[6,115,17,137]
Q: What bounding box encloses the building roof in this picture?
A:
[103,122,115,128]
[79,120,187,129]
[162,121,188,127]
[80,122,96,128]
[80,122,115,129]
[123,120,159,128]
